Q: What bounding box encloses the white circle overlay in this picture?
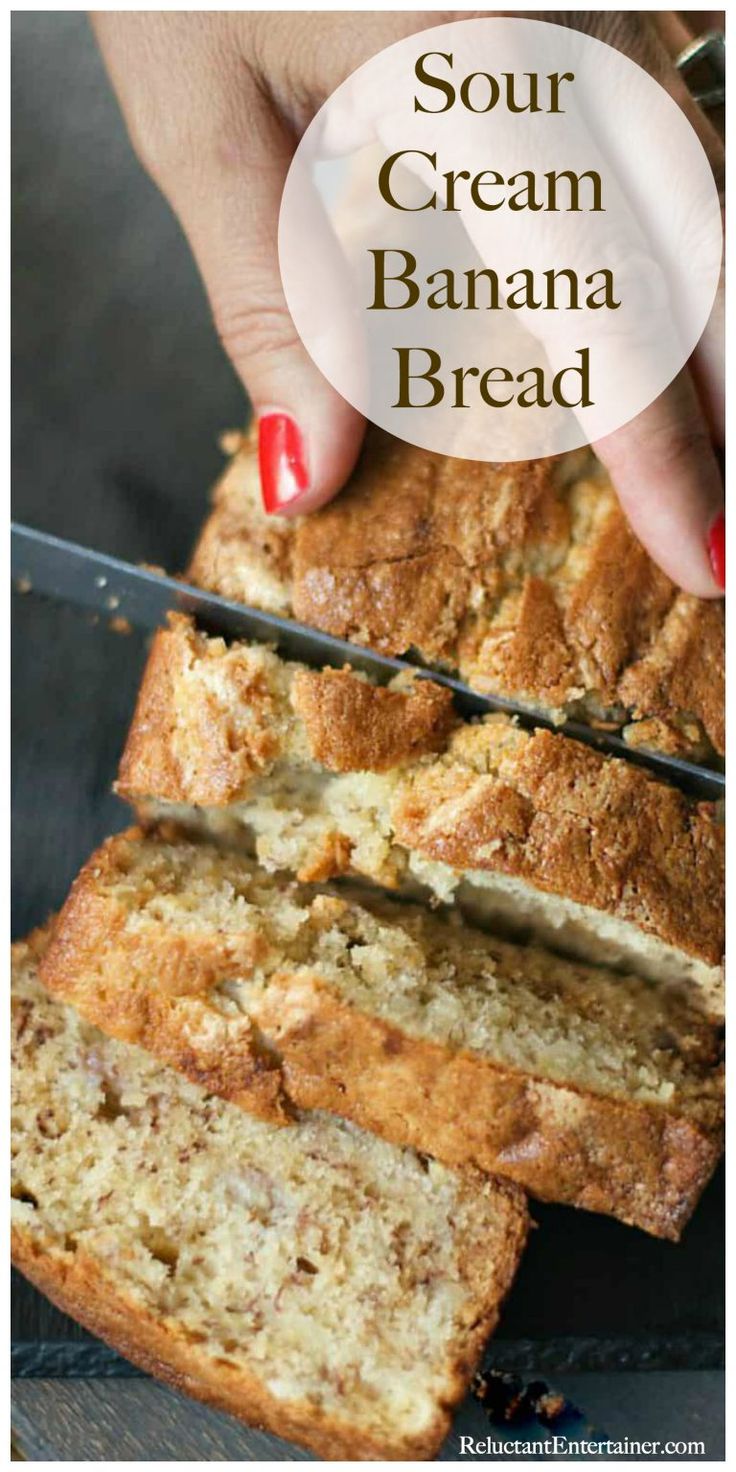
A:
[279,17,722,461]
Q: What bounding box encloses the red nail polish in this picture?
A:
[708,511,725,591]
[258,413,309,514]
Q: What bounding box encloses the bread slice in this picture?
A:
[12,930,528,1461]
[189,426,724,762]
[116,614,724,1011]
[40,830,724,1240]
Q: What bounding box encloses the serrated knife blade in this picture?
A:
[12,520,724,801]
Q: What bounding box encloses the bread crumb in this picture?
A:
[220,429,246,456]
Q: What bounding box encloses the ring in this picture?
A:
[675,30,725,109]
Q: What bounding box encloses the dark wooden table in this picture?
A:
[11,11,725,1459]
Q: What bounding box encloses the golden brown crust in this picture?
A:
[248,972,720,1241]
[116,623,183,800]
[10,1228,471,1461]
[189,429,724,758]
[619,595,725,758]
[116,619,724,979]
[117,617,455,804]
[291,435,573,665]
[189,427,294,615]
[39,832,289,1123]
[116,623,188,800]
[393,723,725,969]
[560,506,675,700]
[117,616,285,807]
[40,832,723,1239]
[290,667,456,773]
[461,576,578,710]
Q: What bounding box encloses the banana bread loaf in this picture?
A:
[116,615,724,1010]
[13,930,528,1461]
[189,426,724,763]
[40,831,724,1239]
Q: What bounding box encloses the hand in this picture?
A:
[93,10,724,595]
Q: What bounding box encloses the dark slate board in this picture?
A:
[11,9,724,1454]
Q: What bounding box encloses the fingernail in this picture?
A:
[258,412,309,514]
[707,511,725,591]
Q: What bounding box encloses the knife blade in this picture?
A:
[12,521,724,800]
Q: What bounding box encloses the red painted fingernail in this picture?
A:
[708,511,725,591]
[258,413,309,514]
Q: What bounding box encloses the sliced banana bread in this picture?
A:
[189,426,724,762]
[117,615,724,1010]
[12,930,528,1461]
[40,831,724,1239]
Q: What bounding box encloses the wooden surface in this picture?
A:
[11,10,725,1461]
[10,1374,724,1461]
[11,1382,313,1462]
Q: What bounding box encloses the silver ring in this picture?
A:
[675,30,725,109]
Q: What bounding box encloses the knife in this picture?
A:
[12,521,724,801]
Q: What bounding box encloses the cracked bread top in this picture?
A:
[189,426,724,761]
[117,616,724,983]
